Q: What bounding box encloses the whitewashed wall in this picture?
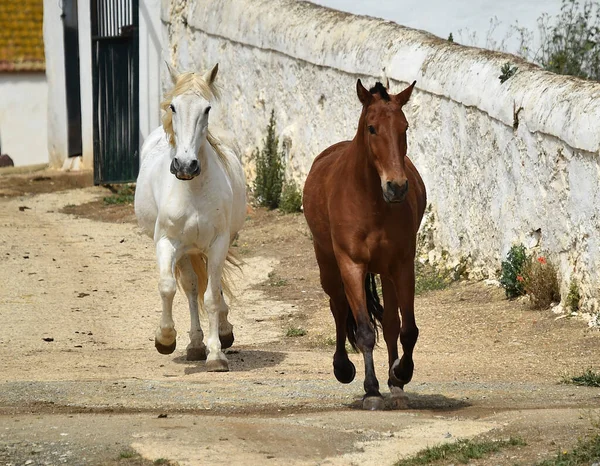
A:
[0,73,48,166]
[162,0,600,316]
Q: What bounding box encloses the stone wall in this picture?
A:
[162,0,600,317]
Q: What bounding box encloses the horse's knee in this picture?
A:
[355,322,376,352]
[158,277,176,298]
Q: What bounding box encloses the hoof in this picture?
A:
[206,358,229,372]
[362,396,385,411]
[219,332,235,349]
[387,386,408,410]
[333,359,356,384]
[186,346,207,361]
[155,338,176,355]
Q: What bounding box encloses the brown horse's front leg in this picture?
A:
[338,259,383,410]
[381,276,400,383]
[389,260,419,389]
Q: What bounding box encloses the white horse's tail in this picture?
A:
[175,249,242,312]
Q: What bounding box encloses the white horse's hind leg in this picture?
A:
[177,255,207,361]
[204,235,230,372]
[155,238,178,354]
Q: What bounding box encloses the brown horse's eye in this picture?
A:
[368,125,376,135]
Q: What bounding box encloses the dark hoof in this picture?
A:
[389,358,412,388]
[206,358,229,372]
[333,359,356,384]
[219,332,235,349]
[186,346,207,361]
[362,396,385,411]
[155,338,176,355]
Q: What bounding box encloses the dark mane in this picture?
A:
[369,82,390,101]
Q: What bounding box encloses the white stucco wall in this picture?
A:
[43,0,68,168]
[162,0,600,315]
[0,73,49,166]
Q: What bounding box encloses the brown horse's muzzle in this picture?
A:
[383,180,409,203]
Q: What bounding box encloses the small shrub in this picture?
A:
[499,62,518,83]
[537,0,600,81]
[253,110,285,209]
[415,261,452,295]
[566,280,581,313]
[448,32,454,42]
[523,255,560,309]
[286,326,307,337]
[279,180,303,213]
[562,368,600,387]
[500,244,528,299]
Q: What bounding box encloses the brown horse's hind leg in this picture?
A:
[315,248,356,384]
[389,260,419,389]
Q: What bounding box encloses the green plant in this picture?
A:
[536,432,600,465]
[414,261,452,295]
[253,110,285,209]
[103,184,135,205]
[499,62,518,83]
[537,0,600,81]
[500,244,528,299]
[448,32,454,42]
[286,326,307,337]
[562,368,600,387]
[119,450,138,459]
[566,280,581,313]
[395,437,526,465]
[523,255,560,309]
[279,180,303,213]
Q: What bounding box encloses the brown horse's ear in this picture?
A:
[204,63,219,85]
[395,80,416,107]
[356,79,372,106]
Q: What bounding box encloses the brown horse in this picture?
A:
[303,79,427,410]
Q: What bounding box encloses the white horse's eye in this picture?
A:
[204,106,211,115]
[169,104,176,113]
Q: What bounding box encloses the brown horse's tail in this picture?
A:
[346,273,385,351]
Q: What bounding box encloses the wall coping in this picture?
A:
[163,0,600,154]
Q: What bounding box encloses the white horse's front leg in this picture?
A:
[205,235,230,372]
[177,255,207,361]
[154,237,178,354]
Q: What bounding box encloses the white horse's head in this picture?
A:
[161,63,220,180]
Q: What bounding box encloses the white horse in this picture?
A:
[134,63,246,372]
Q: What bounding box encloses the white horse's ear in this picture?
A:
[204,63,219,85]
[165,61,179,85]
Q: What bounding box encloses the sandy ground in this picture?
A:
[0,169,599,466]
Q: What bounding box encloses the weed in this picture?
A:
[566,280,581,313]
[103,184,135,205]
[286,327,307,337]
[499,244,528,299]
[253,110,285,209]
[523,255,560,309]
[499,62,518,83]
[279,180,303,213]
[562,369,600,387]
[324,336,336,346]
[415,261,452,295]
[119,450,138,459]
[536,432,600,465]
[395,436,526,465]
[448,32,454,42]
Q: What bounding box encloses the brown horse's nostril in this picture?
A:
[384,180,409,202]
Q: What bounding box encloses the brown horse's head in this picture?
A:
[356,79,416,203]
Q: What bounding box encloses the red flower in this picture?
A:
[516,275,524,282]
[537,256,547,265]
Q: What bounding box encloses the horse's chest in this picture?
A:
[159,206,225,248]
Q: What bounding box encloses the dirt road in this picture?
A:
[0,170,599,466]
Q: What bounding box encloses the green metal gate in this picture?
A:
[91,0,139,184]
